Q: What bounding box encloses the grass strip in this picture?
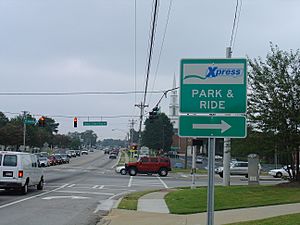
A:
[171,168,207,174]
[118,190,157,210]
[227,213,300,225]
[165,185,300,214]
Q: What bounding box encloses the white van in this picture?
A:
[0,151,44,194]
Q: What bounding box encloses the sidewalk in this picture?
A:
[99,190,300,225]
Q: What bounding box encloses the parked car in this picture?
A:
[109,153,117,159]
[81,150,88,155]
[115,165,127,175]
[0,151,44,194]
[216,161,250,178]
[37,156,49,167]
[268,165,300,178]
[125,156,171,177]
[174,162,184,168]
[60,154,70,163]
[104,149,110,154]
[48,155,58,166]
[196,156,203,164]
[75,150,81,156]
[69,150,77,157]
[66,151,72,158]
[53,154,63,164]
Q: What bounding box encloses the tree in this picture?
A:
[248,44,300,180]
[0,112,9,128]
[141,113,174,152]
[81,130,97,147]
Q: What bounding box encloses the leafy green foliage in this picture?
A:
[248,44,300,177]
[141,112,174,152]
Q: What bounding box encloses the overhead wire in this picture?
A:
[0,90,164,96]
[229,0,242,51]
[232,0,242,51]
[148,0,173,105]
[142,0,159,106]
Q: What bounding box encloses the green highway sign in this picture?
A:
[83,121,107,126]
[180,58,247,114]
[24,119,36,125]
[179,115,246,138]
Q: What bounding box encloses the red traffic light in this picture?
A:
[38,116,45,127]
[74,117,78,128]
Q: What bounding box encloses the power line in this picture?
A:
[232,0,242,51]
[149,0,173,105]
[143,0,159,106]
[229,0,242,50]
[2,111,139,119]
[0,90,164,96]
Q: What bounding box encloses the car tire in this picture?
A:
[159,168,168,177]
[276,172,283,178]
[120,169,127,175]
[22,182,28,195]
[129,167,137,176]
[245,174,248,178]
[219,172,223,178]
[37,178,44,190]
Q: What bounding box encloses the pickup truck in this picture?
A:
[125,156,171,177]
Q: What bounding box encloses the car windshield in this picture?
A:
[39,157,47,160]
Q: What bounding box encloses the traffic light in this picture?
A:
[149,106,159,122]
[38,116,45,127]
[73,117,78,128]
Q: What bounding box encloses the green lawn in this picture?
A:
[171,168,207,174]
[117,151,127,166]
[165,185,300,214]
[118,190,157,210]
[228,213,300,225]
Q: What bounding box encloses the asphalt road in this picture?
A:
[0,151,284,225]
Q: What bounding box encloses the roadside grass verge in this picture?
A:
[165,185,300,214]
[118,190,157,210]
[227,213,300,225]
[171,168,207,174]
[117,151,126,166]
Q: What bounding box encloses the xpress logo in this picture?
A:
[184,66,242,81]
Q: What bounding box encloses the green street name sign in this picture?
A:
[179,116,246,138]
[180,58,247,114]
[24,119,36,125]
[83,121,107,126]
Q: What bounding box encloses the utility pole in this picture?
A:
[22,111,28,152]
[223,47,232,186]
[135,102,148,148]
[129,119,137,145]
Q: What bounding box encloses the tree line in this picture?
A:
[0,112,98,150]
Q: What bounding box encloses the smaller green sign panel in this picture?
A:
[24,119,36,125]
[179,115,246,138]
[83,121,107,126]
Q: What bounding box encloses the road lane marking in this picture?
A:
[68,184,75,188]
[128,176,133,187]
[0,183,69,209]
[157,177,169,189]
[55,190,115,196]
[98,185,104,189]
[42,196,90,200]
[92,185,99,189]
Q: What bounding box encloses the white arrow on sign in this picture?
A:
[192,120,231,133]
[42,196,90,200]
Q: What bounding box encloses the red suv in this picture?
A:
[125,156,171,177]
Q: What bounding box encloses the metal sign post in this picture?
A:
[207,138,216,225]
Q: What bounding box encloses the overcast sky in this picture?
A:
[0,0,299,140]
